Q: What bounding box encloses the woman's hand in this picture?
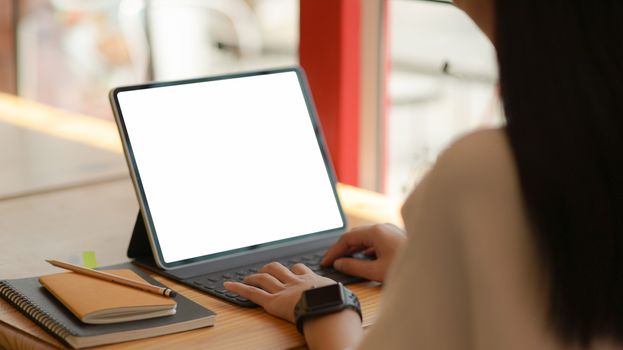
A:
[321,224,407,282]
[223,262,336,323]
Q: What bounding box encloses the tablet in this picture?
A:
[109,67,346,270]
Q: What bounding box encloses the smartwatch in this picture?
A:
[294,282,362,334]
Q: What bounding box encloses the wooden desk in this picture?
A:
[0,94,402,349]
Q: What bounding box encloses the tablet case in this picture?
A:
[127,213,163,273]
[127,213,152,262]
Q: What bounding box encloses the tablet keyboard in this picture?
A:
[185,250,365,307]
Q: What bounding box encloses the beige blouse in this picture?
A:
[356,129,617,350]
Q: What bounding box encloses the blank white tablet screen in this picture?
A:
[116,71,344,263]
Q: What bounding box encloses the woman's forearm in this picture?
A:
[303,309,363,350]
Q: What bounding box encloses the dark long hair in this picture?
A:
[497,0,623,346]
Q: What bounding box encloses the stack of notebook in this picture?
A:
[0,262,215,349]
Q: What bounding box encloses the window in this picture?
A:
[17,0,298,119]
[387,0,502,198]
[15,0,501,199]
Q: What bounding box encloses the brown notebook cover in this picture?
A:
[39,269,176,324]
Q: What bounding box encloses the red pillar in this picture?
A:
[299,0,361,186]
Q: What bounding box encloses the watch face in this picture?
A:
[305,283,344,309]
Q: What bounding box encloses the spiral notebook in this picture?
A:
[0,263,215,349]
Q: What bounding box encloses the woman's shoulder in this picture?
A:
[403,127,518,216]
[403,127,528,251]
[404,127,519,217]
[430,127,532,255]
[434,127,518,194]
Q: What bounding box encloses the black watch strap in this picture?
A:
[294,283,362,334]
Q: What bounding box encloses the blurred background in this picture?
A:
[0,0,502,200]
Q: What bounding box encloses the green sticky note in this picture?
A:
[82,251,97,268]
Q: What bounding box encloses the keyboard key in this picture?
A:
[222,273,234,279]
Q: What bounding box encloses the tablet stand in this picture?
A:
[127,212,160,270]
